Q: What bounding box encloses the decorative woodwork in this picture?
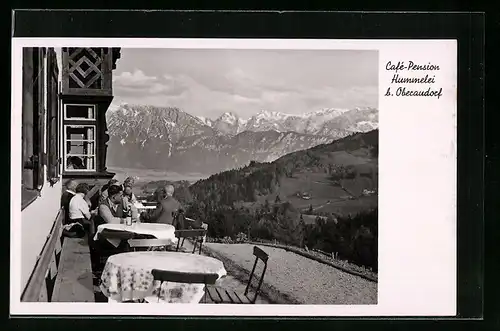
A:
[60,47,121,181]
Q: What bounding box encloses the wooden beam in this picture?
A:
[21,209,64,302]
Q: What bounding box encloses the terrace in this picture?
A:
[48,193,376,305]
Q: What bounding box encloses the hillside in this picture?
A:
[183,130,378,271]
[189,129,378,217]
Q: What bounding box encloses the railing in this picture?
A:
[21,208,65,302]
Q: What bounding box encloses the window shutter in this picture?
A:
[22,48,35,189]
[46,48,60,182]
[37,48,46,189]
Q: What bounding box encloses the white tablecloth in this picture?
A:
[134,202,157,211]
[100,251,227,303]
[93,223,177,248]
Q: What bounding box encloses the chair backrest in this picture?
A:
[127,239,172,251]
[173,210,186,230]
[150,269,219,303]
[99,229,136,240]
[174,229,206,239]
[174,229,207,254]
[244,246,269,303]
[151,269,219,285]
[185,217,202,229]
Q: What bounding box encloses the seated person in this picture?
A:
[123,185,138,205]
[99,178,120,204]
[123,176,135,188]
[143,185,182,226]
[68,183,97,236]
[98,184,138,224]
[67,156,85,170]
[61,179,77,225]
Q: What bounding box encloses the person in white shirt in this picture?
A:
[69,183,96,225]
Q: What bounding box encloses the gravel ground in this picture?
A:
[180,240,271,304]
[205,243,377,305]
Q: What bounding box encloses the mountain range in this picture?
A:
[106,103,378,174]
[196,107,378,136]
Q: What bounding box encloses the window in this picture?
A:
[63,104,97,172]
[64,104,95,120]
[22,48,46,209]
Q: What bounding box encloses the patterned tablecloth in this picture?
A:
[93,223,177,247]
[100,251,227,303]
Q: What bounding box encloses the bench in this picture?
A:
[51,237,95,302]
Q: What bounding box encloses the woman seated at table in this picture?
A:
[123,184,138,205]
[98,184,138,224]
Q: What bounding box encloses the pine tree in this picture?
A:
[298,214,306,247]
[275,195,281,203]
[264,199,270,211]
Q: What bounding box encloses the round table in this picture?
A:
[100,251,227,303]
[93,223,177,247]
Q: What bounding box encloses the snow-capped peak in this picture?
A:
[108,102,129,112]
[255,109,294,120]
[219,112,237,122]
[196,116,213,127]
[306,107,345,116]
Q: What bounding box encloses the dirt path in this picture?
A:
[205,243,377,305]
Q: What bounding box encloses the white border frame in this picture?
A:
[11,38,457,317]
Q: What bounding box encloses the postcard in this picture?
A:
[11,38,457,316]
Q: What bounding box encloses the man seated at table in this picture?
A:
[99,178,120,204]
[98,184,138,224]
[144,184,183,226]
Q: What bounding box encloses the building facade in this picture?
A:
[20,47,121,302]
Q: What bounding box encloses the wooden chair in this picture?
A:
[174,229,207,254]
[180,220,208,250]
[206,246,269,304]
[127,239,173,252]
[146,269,219,303]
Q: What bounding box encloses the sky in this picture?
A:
[111,48,378,120]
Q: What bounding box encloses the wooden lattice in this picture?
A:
[68,48,103,89]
